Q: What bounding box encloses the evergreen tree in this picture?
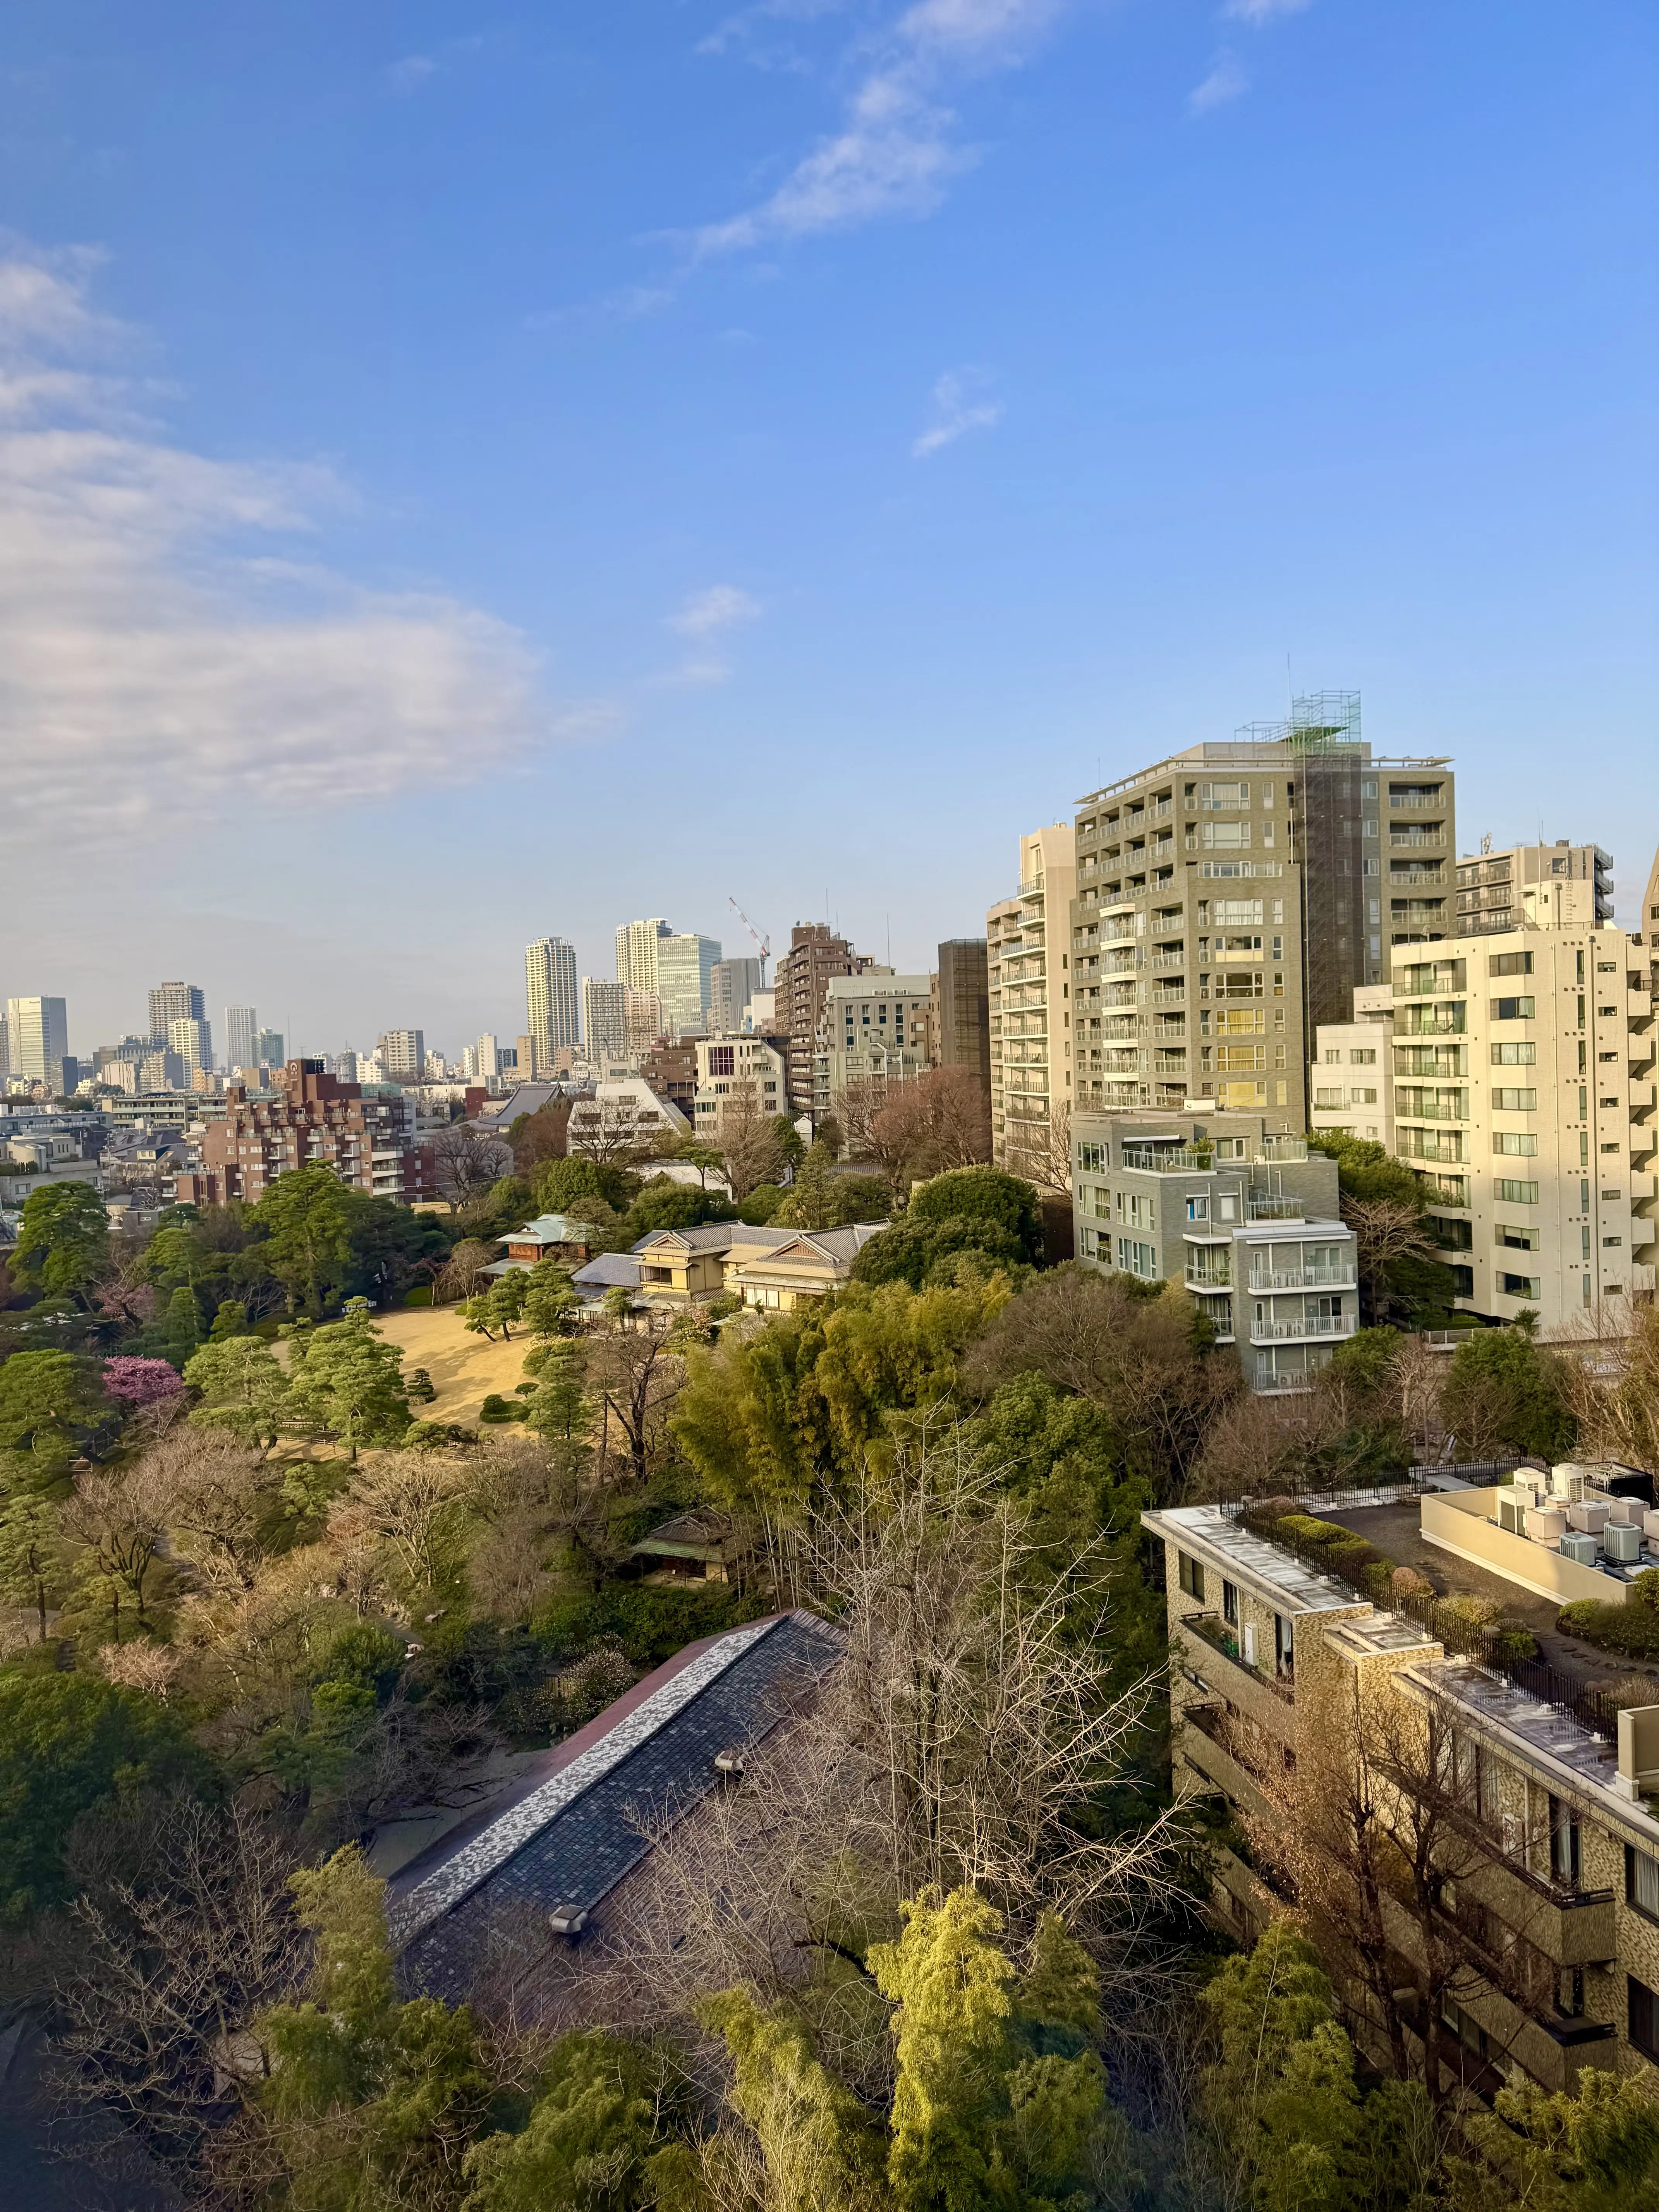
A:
[184,1334,291,1451]
[282,1310,411,1460]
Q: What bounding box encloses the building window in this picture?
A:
[1628,1844,1659,1923]
[1494,1178,1540,1205]
[1489,950,1534,977]
[1273,1613,1293,1681]
[1492,1041,1536,1065]
[1222,1578,1238,1625]
[1549,1796,1580,1885]
[1500,1273,1542,1299]
[1178,1551,1206,1602]
[1492,995,1535,1020]
[1631,1977,1659,2063]
[1491,1088,1537,1111]
[709,1045,735,1076]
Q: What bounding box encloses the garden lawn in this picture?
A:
[371,1305,531,1424]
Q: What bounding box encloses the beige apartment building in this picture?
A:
[1148,1482,1659,2098]
[1071,693,1455,1127]
[1455,841,1615,938]
[1389,922,1657,1332]
[987,824,1076,1180]
[813,972,933,1121]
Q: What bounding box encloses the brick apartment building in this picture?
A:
[773,923,878,1116]
[173,1059,435,1208]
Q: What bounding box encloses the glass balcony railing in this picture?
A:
[1248,1267,1355,1291]
[1251,1313,1356,1341]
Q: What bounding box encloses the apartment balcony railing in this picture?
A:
[1123,1146,1215,1172]
[1182,1612,1295,1703]
[1151,951,1186,972]
[1257,1137,1307,1163]
[1391,827,1445,847]
[1398,1010,1467,1037]
[1396,1098,1467,1123]
[1247,1195,1304,1219]
[1153,1054,1187,1075]
[1395,1049,1467,1077]
[1251,1313,1356,1342]
[1389,866,1446,887]
[1185,1264,1232,1289]
[1389,793,1444,811]
[1149,983,1185,1004]
[1248,1267,1356,1291]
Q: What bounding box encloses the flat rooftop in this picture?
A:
[1146,1504,1370,1616]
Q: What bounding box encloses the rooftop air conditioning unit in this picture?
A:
[1511,1467,1547,1504]
[1644,1510,1659,1546]
[1607,1498,1644,1527]
[1496,1494,1527,1536]
[1569,1500,1611,1535]
[1559,1530,1600,1566]
[548,1904,589,1937]
[1549,1463,1589,1503]
[1525,1507,1566,1547]
[1604,1522,1642,1565]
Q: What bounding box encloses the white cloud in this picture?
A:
[693,0,1073,258]
[1222,0,1312,19]
[387,53,436,92]
[912,368,1002,458]
[668,584,761,636]
[0,246,552,853]
[1189,49,1249,112]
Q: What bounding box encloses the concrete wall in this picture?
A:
[1420,1487,1628,1607]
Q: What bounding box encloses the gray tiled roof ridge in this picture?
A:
[385,1614,785,1953]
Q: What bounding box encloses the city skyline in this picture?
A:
[0,3,1650,1049]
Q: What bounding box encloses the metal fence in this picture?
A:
[1407,1458,1548,1487]
[1220,1477,1429,1519]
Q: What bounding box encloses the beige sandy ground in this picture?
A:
[372,1304,533,1423]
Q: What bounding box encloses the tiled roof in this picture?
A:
[572,1252,640,1290]
[389,1611,839,2002]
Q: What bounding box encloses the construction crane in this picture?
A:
[727,896,771,986]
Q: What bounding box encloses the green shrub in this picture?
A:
[478,1393,523,1424]
[738,1184,784,1225]
[314,1620,405,1698]
[404,1287,433,1307]
[1556,1599,1659,1660]
[404,1420,478,1449]
[1275,1514,1351,1547]
[532,1582,764,1669]
[1487,1627,1539,1663]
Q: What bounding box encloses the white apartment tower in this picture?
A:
[656,932,721,1036]
[615,918,673,997]
[1454,840,1614,937]
[987,824,1077,1182]
[1309,982,1395,1145]
[225,1006,257,1073]
[1070,694,1455,1125]
[525,935,580,1062]
[4,996,69,1090]
[1389,916,1656,1332]
[148,980,204,1043]
[168,1016,213,1073]
[582,978,629,1065]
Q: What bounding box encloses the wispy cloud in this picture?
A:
[669,584,761,636]
[386,53,436,93]
[1188,49,1249,113]
[692,0,1075,260]
[912,368,1002,458]
[0,244,557,854]
[1222,0,1312,20]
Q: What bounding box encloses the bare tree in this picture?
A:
[566,1094,663,1167]
[584,1321,696,1482]
[434,1237,499,1304]
[832,1076,890,1164]
[1343,1195,1438,1327]
[1012,1097,1073,1197]
[717,1082,787,1203]
[130,1427,287,1594]
[867,1067,992,1194]
[52,1795,301,2172]
[431,1120,515,1215]
[57,1468,169,1640]
[338,1451,472,1590]
[1556,1299,1659,1471]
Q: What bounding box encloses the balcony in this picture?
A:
[1389,867,1446,888]
[1389,792,1444,811]
[1151,951,1186,972]
[1398,1009,1467,1037]
[1247,1196,1304,1220]
[1396,1097,1468,1123]
[1185,1261,1232,1289]
[1391,827,1445,848]
[1256,1137,1307,1163]
[1248,1267,1356,1291]
[1123,1145,1215,1172]
[1251,1312,1356,1342]
[1150,984,1185,1005]
[1181,1611,1295,1704]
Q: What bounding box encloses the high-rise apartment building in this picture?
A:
[987,825,1076,1182]
[582,978,629,1064]
[935,939,991,1101]
[615,918,673,996]
[773,923,877,1115]
[814,974,934,1120]
[148,981,204,1043]
[254,1029,285,1068]
[709,958,764,1037]
[1071,693,1454,1125]
[656,933,721,1036]
[3,996,70,1091]
[1455,841,1614,938]
[225,1007,257,1072]
[624,990,663,1061]
[524,936,580,1064]
[1388,919,1656,1332]
[168,1015,213,1073]
[376,1029,426,1082]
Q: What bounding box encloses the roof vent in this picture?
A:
[548,1904,589,1937]
[714,1747,747,1778]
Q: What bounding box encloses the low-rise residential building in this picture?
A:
[692,1036,790,1135]
[813,973,933,1120]
[173,1059,435,1207]
[1072,1110,1357,1392]
[1310,982,1396,1144]
[1147,1481,1659,2098]
[483,1214,595,1276]
[727,1223,887,1309]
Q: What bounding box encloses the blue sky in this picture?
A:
[2,0,1654,1060]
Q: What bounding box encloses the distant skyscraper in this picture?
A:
[623,990,663,1060]
[168,1016,213,1073]
[376,1029,426,1082]
[656,933,721,1036]
[254,1029,285,1067]
[225,1006,257,1072]
[615,917,673,996]
[148,981,204,1044]
[525,935,580,1063]
[582,978,628,1063]
[333,1050,359,1084]
[4,996,70,1090]
[709,957,763,1037]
